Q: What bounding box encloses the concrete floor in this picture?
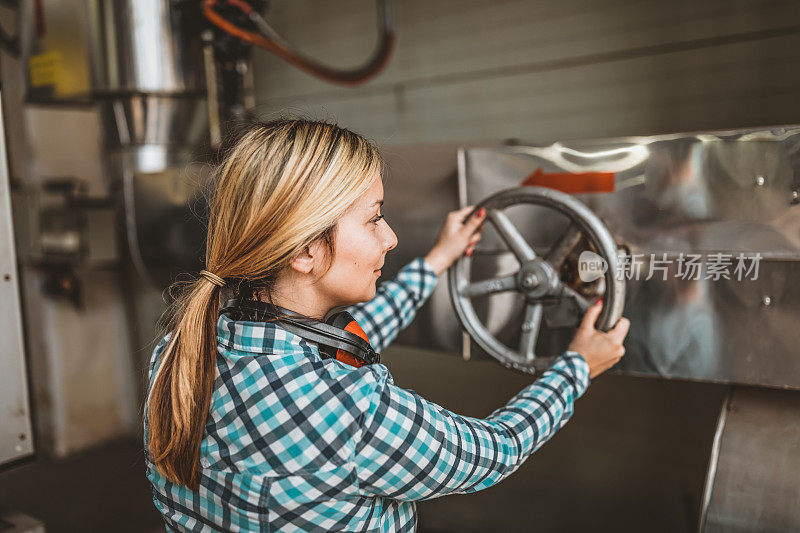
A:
[0,437,163,533]
[0,348,727,532]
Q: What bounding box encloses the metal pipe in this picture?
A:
[202,0,396,86]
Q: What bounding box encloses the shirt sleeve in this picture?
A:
[351,351,591,501]
[346,257,438,353]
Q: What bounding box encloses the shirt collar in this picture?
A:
[217,312,318,358]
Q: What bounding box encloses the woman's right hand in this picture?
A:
[424,205,486,276]
[567,299,630,379]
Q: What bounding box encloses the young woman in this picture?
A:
[144,119,629,532]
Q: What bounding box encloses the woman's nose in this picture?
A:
[383,222,398,252]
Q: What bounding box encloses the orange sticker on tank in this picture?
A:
[520,168,615,193]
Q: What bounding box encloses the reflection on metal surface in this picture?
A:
[455,126,800,388]
[466,136,800,258]
[86,0,207,151]
[99,97,208,149]
[87,0,203,94]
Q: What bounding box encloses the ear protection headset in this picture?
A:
[220,298,380,368]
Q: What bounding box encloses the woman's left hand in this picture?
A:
[424,205,486,275]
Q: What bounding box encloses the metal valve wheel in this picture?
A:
[448,186,626,373]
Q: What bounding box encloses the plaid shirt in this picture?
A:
[144,257,590,532]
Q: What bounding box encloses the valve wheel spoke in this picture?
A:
[560,284,591,312]
[520,303,543,361]
[460,274,518,298]
[486,209,537,263]
[546,223,582,268]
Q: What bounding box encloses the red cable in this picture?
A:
[202,0,394,86]
[34,0,45,38]
[225,0,253,16]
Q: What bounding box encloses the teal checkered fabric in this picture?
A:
[144,257,590,532]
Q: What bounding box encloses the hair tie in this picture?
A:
[200,269,226,287]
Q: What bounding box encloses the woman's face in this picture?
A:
[317,175,398,307]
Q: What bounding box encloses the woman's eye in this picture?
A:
[371,214,385,224]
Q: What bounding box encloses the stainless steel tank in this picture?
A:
[25,0,211,286]
[86,0,209,285]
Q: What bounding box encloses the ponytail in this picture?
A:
[146,274,223,489]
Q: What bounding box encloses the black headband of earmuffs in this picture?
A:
[220,298,380,366]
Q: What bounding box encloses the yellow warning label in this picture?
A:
[29,51,62,88]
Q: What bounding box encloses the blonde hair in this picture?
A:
[146,118,383,488]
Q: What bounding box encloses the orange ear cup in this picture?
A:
[335,350,364,367]
[335,320,371,367]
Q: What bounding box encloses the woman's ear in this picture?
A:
[289,245,315,274]
[289,240,327,274]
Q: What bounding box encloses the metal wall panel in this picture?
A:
[252,0,800,145]
[253,0,800,99]
[0,97,34,468]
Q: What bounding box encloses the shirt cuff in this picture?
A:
[420,256,438,277]
[547,350,591,399]
[414,256,439,298]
